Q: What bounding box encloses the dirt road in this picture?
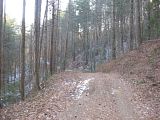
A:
[57,72,150,120]
[1,72,156,120]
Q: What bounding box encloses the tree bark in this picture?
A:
[0,0,4,106]
[112,0,116,59]
[130,0,134,50]
[50,2,55,74]
[34,0,42,90]
[135,0,142,47]
[20,0,26,100]
[147,3,151,40]
[120,16,124,53]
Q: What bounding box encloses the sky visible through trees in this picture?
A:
[6,0,69,25]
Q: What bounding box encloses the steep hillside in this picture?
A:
[97,40,160,78]
[97,40,160,118]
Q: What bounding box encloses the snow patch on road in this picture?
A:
[72,78,95,100]
[111,88,120,95]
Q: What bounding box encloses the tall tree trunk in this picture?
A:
[29,27,33,89]
[40,0,48,79]
[120,16,124,53]
[155,2,160,38]
[130,0,134,50]
[63,19,69,71]
[112,0,116,59]
[20,0,26,100]
[56,0,60,72]
[0,0,4,107]
[34,0,42,90]
[44,0,48,78]
[72,32,76,61]
[50,3,55,74]
[2,0,6,105]
[147,3,151,40]
[95,0,102,44]
[135,0,142,47]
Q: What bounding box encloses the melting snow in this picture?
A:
[111,88,120,95]
[72,78,95,100]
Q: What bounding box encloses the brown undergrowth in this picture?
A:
[97,40,160,119]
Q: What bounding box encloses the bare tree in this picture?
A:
[135,0,142,47]
[41,0,48,79]
[34,0,42,90]
[112,0,116,59]
[0,0,4,106]
[20,0,26,100]
[44,0,49,77]
[50,2,55,74]
[130,0,134,50]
